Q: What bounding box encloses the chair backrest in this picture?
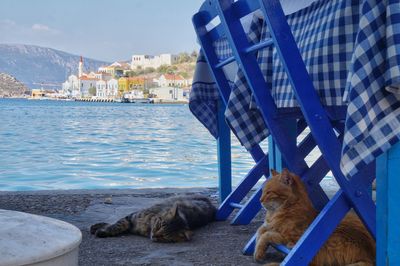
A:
[192,0,265,106]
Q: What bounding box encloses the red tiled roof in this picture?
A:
[80,77,99,81]
[163,74,184,80]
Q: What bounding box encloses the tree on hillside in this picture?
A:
[191,50,198,59]
[177,52,191,64]
[125,70,137,77]
[179,72,190,79]
[157,65,169,74]
[157,65,178,74]
[144,67,156,74]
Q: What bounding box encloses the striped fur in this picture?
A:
[90,195,216,242]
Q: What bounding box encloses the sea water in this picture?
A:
[0,99,256,191]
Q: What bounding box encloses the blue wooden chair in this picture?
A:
[193,1,325,232]
[193,0,376,264]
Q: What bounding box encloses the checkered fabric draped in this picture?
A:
[189,39,234,138]
[189,51,220,138]
[226,0,360,149]
[340,0,400,177]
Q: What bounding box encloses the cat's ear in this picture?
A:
[172,205,186,220]
[184,230,193,241]
[280,168,294,186]
[270,169,279,176]
[171,204,179,218]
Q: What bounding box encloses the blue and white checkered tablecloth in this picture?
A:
[189,0,400,178]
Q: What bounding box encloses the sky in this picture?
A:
[0,0,204,62]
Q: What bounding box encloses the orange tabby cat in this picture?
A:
[254,169,375,266]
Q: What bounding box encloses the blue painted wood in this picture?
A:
[283,191,350,265]
[243,235,291,256]
[215,56,235,69]
[229,202,244,209]
[194,1,327,228]
[216,154,267,220]
[242,234,257,255]
[233,127,330,227]
[231,122,328,226]
[193,3,270,220]
[387,144,400,266]
[242,154,331,255]
[194,2,376,263]
[377,151,388,266]
[216,0,332,213]
[377,142,400,266]
[217,100,232,201]
[216,0,314,179]
[231,184,263,225]
[270,119,297,172]
[257,0,376,238]
[268,136,277,170]
[244,38,274,54]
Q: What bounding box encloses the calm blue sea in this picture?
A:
[0,99,255,191]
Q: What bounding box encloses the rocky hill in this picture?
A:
[0,44,109,88]
[0,73,29,97]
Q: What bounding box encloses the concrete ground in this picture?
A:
[0,179,340,266]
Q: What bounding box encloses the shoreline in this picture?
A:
[1,97,189,104]
[0,187,217,196]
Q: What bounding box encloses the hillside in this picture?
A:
[0,73,29,97]
[0,44,109,88]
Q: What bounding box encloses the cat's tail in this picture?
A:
[91,214,134,238]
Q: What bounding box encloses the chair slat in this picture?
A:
[244,38,274,54]
[215,56,235,69]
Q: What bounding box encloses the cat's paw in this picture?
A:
[95,229,110,238]
[253,249,266,263]
[286,242,295,249]
[90,223,109,235]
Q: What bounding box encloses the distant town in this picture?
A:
[30,52,197,103]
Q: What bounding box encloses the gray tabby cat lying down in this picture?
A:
[90,195,216,243]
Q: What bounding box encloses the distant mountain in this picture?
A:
[0,44,110,88]
[0,73,29,97]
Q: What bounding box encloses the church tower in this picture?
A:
[78,56,83,78]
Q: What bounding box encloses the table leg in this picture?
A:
[377,141,400,266]
[217,100,232,202]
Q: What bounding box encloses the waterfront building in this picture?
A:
[131,54,178,70]
[94,72,112,81]
[99,62,130,78]
[149,87,186,101]
[118,77,145,95]
[96,80,107,98]
[87,72,97,79]
[154,74,188,88]
[61,74,80,97]
[31,89,46,98]
[80,77,99,97]
[107,78,119,98]
[98,66,108,73]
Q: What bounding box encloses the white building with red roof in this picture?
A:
[154,74,191,88]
